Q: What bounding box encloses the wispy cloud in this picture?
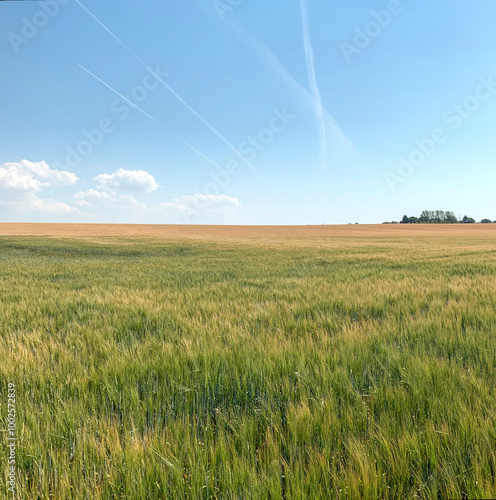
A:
[74,0,255,172]
[299,0,328,170]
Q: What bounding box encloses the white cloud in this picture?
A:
[0,161,240,222]
[30,195,79,215]
[157,194,241,217]
[0,168,39,191]
[0,160,78,191]
[74,188,114,207]
[0,192,79,216]
[0,160,79,219]
[74,188,146,211]
[94,168,159,193]
[176,194,240,211]
[75,188,240,222]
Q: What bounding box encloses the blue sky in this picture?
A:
[1,0,496,224]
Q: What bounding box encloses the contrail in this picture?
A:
[74,0,255,171]
[79,65,156,122]
[79,65,226,171]
[229,20,353,152]
[299,0,328,170]
[192,2,354,158]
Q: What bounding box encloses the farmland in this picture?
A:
[1,224,496,499]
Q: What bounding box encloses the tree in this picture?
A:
[445,211,458,224]
[397,211,487,224]
[419,210,433,223]
[417,210,457,223]
[434,210,444,223]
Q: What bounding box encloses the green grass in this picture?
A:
[1,234,496,498]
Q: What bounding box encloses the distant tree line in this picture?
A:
[383,210,496,224]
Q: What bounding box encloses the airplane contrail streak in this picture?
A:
[216,15,354,155]
[75,0,255,171]
[79,65,226,171]
[79,65,156,122]
[299,0,328,169]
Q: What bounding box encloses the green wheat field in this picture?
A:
[1,224,496,499]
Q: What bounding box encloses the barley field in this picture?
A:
[1,223,496,499]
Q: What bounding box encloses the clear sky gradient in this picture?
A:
[1,0,495,224]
